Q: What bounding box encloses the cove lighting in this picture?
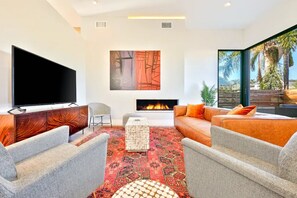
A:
[128,16,186,20]
[224,2,231,7]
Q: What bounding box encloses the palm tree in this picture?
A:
[276,29,297,90]
[219,51,241,79]
[250,44,265,84]
[260,42,283,90]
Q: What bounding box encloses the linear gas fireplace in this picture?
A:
[136,99,179,111]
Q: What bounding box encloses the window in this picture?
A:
[249,28,297,112]
[218,50,241,108]
[218,25,297,116]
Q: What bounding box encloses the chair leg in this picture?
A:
[110,115,112,127]
[89,116,92,128]
[92,116,95,132]
[100,116,103,126]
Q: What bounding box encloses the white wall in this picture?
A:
[82,17,243,125]
[0,0,86,112]
[244,0,297,47]
[0,51,11,110]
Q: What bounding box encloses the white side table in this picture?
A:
[112,179,179,198]
[125,117,149,152]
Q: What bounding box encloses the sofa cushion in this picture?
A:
[16,143,78,183]
[174,105,187,117]
[278,132,297,183]
[0,143,17,181]
[175,116,212,146]
[204,107,229,122]
[186,104,204,119]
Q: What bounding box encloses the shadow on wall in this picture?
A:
[0,50,11,111]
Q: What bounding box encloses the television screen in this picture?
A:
[12,46,77,107]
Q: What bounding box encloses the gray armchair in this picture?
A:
[0,126,110,198]
[88,103,112,130]
[182,126,297,198]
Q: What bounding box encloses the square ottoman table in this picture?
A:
[125,117,149,152]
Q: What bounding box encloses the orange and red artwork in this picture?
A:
[110,51,160,90]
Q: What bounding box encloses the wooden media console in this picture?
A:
[0,105,88,146]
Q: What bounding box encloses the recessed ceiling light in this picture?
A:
[224,2,231,7]
[128,16,186,20]
[92,0,98,5]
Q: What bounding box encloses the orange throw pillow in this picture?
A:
[186,104,205,119]
[229,105,257,116]
[246,106,257,116]
[227,104,243,115]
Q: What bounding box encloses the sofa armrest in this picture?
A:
[6,126,69,163]
[0,176,15,198]
[182,138,297,197]
[211,115,297,147]
[211,126,282,166]
[14,133,110,198]
[78,133,110,152]
[173,105,187,117]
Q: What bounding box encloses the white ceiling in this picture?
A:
[51,0,287,29]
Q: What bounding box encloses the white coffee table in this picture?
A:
[125,117,149,152]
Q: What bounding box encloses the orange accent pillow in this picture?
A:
[246,106,257,116]
[229,105,257,116]
[186,104,205,119]
[227,104,243,115]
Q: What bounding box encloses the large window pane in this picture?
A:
[249,28,297,114]
[218,51,241,108]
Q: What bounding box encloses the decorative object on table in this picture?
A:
[125,117,149,152]
[112,179,179,198]
[200,81,216,106]
[110,51,160,90]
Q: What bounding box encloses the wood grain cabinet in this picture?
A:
[0,105,88,146]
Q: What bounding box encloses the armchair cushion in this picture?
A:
[278,132,297,183]
[0,143,16,181]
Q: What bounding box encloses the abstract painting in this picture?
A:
[110,51,160,90]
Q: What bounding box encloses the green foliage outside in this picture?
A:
[260,64,283,90]
[201,81,216,106]
[219,28,297,91]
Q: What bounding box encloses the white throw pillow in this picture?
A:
[278,132,297,183]
[0,143,17,181]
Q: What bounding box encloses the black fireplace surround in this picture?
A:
[136,99,179,111]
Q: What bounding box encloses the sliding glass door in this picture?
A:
[248,28,297,113]
[218,25,297,116]
[218,50,242,108]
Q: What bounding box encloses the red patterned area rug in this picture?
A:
[76,126,191,198]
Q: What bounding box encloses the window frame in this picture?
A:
[218,24,297,107]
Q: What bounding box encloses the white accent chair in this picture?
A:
[182,126,297,198]
[0,126,110,198]
[88,103,112,131]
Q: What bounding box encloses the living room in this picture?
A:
[1,0,297,197]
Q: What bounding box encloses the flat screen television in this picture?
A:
[12,46,77,107]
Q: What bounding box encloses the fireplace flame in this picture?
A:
[145,102,169,110]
